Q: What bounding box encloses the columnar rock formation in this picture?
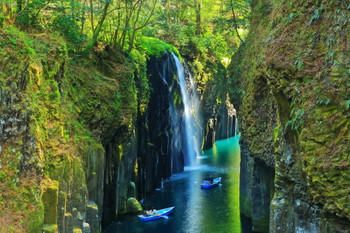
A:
[228,0,350,232]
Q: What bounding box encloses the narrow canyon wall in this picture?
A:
[200,62,238,150]
[229,0,350,232]
[0,31,144,232]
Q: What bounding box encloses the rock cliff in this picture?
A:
[228,0,350,231]
[0,28,147,232]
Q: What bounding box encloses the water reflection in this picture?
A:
[104,135,251,233]
[200,136,242,232]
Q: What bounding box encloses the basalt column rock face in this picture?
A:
[229,0,350,232]
[240,144,274,233]
[201,62,238,150]
[137,53,184,196]
[102,134,137,227]
[202,97,238,150]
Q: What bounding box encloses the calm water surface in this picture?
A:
[104,135,252,233]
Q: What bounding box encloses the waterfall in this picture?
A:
[140,52,202,192]
[172,53,202,167]
[164,54,183,174]
[235,115,240,136]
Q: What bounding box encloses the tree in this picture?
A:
[84,0,112,53]
[15,0,54,29]
[229,0,243,43]
[127,0,157,52]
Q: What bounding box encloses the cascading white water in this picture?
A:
[235,115,240,136]
[172,53,202,167]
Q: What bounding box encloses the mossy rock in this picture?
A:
[42,180,59,225]
[126,197,143,214]
[42,224,58,233]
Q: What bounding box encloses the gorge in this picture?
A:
[0,0,349,232]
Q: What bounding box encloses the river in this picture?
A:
[104,135,252,233]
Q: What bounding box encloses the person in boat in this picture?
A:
[145,207,157,215]
[205,175,214,184]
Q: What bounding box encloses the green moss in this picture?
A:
[42,224,58,233]
[87,202,98,210]
[126,197,143,213]
[273,124,281,143]
[42,180,59,225]
[129,49,150,115]
[137,37,181,59]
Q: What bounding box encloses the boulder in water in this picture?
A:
[127,197,143,213]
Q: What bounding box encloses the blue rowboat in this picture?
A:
[138,207,175,221]
[201,177,222,189]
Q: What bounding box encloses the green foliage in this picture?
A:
[309,6,324,24]
[2,25,40,56]
[286,108,304,131]
[295,60,303,71]
[4,0,251,58]
[15,0,49,29]
[283,12,295,24]
[51,14,87,47]
[199,32,232,60]
[316,97,331,106]
[0,170,7,182]
[8,36,17,45]
[144,0,250,61]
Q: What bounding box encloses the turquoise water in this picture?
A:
[104,135,251,233]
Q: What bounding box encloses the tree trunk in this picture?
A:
[84,1,111,53]
[89,0,94,34]
[112,1,122,48]
[166,0,173,43]
[128,0,157,52]
[195,1,201,36]
[230,0,243,43]
[78,0,87,52]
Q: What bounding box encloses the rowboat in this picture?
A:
[200,177,222,189]
[138,207,175,221]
